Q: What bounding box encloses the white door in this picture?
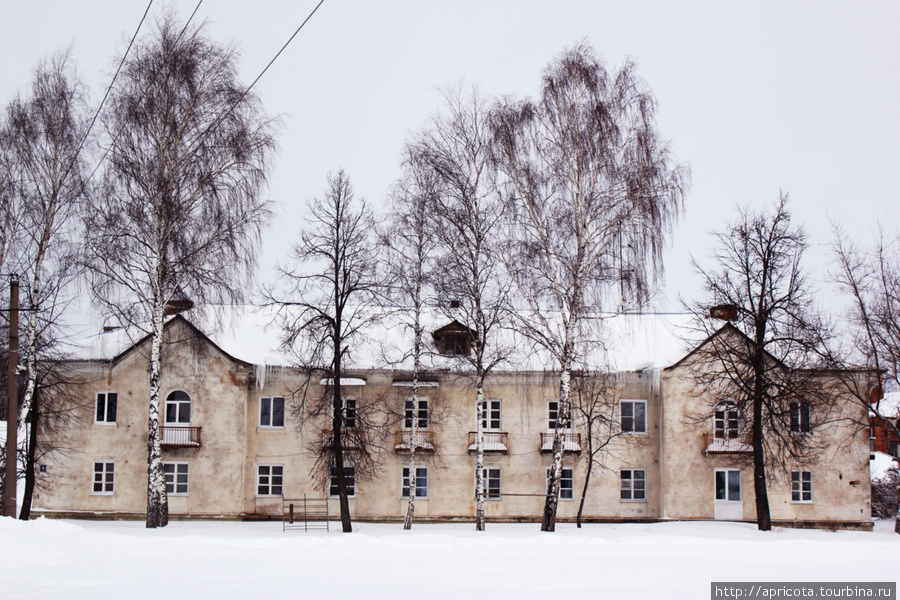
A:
[714,469,742,520]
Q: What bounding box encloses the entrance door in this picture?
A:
[714,469,742,520]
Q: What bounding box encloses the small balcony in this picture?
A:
[467,431,508,454]
[703,432,752,454]
[321,429,365,451]
[160,426,201,448]
[394,430,436,453]
[540,432,582,453]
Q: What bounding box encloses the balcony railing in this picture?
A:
[394,430,436,453]
[467,431,508,453]
[321,429,365,451]
[702,432,752,454]
[540,432,582,453]
[160,426,201,448]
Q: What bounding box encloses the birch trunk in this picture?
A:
[475,383,485,531]
[146,302,168,528]
[402,375,418,530]
[542,367,570,531]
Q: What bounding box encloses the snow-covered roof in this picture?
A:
[65,306,698,374]
[870,451,899,481]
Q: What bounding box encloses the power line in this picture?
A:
[87,0,204,184]
[62,0,154,188]
[182,0,326,159]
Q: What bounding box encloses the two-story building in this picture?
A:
[32,309,874,529]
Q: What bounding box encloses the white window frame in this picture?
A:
[259,396,285,428]
[94,391,118,425]
[791,470,813,503]
[547,467,574,500]
[715,469,742,502]
[164,390,192,425]
[163,462,189,496]
[481,399,501,431]
[92,461,115,495]
[330,465,356,497]
[257,464,284,497]
[548,400,572,431]
[404,397,430,430]
[790,401,812,434]
[480,467,501,499]
[402,466,428,498]
[620,400,647,434]
[342,397,358,430]
[620,469,647,502]
[714,401,739,439]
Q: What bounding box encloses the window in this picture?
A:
[330,466,356,497]
[715,469,741,502]
[260,396,285,428]
[620,400,647,433]
[791,470,812,502]
[620,469,646,501]
[714,401,739,439]
[92,461,115,494]
[402,466,428,498]
[404,398,429,429]
[548,401,570,430]
[257,464,283,496]
[481,399,501,430]
[165,390,191,424]
[548,467,574,500]
[342,398,357,429]
[438,333,469,356]
[163,462,189,495]
[790,402,811,433]
[891,441,900,458]
[95,392,118,424]
[480,468,501,499]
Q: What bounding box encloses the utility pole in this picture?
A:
[4,274,19,517]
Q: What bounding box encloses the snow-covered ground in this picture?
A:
[0,518,896,600]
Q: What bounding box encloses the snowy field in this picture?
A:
[1,517,897,600]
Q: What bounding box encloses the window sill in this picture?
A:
[619,498,648,503]
[257,426,286,431]
[91,492,114,496]
[93,422,117,427]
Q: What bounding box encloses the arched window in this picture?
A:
[714,401,739,439]
[165,390,191,424]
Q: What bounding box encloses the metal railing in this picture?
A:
[467,431,509,452]
[160,426,201,447]
[702,432,752,454]
[539,432,582,453]
[393,430,435,452]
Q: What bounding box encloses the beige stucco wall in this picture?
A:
[35,320,252,517]
[660,363,872,524]
[34,322,871,526]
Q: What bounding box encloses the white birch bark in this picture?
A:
[475,384,485,531]
[146,287,168,528]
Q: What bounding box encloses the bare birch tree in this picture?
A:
[490,43,687,531]
[85,17,276,528]
[831,227,900,533]
[690,195,834,531]
[570,370,628,527]
[381,152,439,529]
[266,170,380,533]
[3,54,89,508]
[411,87,509,531]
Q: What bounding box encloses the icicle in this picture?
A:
[644,367,661,400]
[256,363,267,391]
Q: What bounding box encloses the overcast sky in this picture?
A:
[2,0,898,314]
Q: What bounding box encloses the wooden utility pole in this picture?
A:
[4,274,19,517]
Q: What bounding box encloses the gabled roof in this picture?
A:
[664,322,787,371]
[74,314,253,370]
